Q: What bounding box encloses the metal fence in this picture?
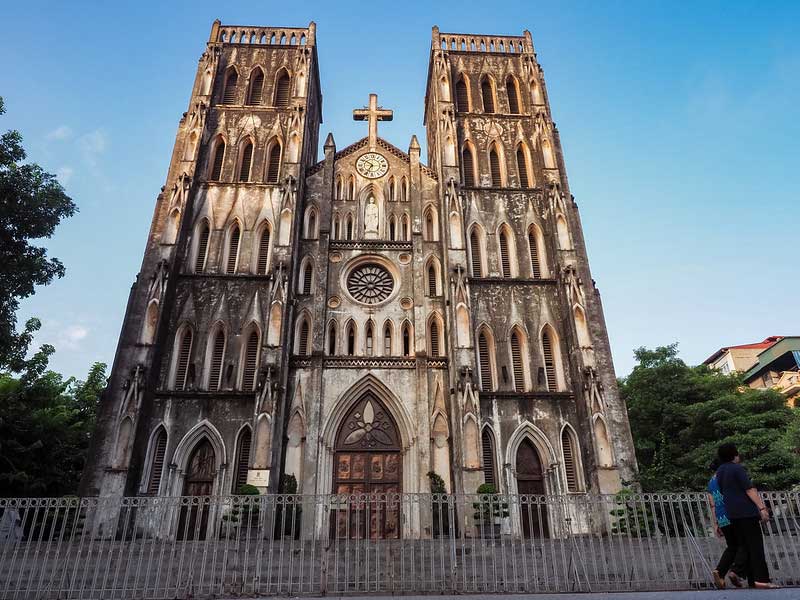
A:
[1,491,798,598]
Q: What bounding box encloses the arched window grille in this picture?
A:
[298,319,311,356]
[174,328,193,390]
[462,146,475,187]
[222,70,238,104]
[256,224,271,275]
[226,224,241,274]
[481,428,497,486]
[510,330,525,392]
[455,76,469,112]
[242,329,259,391]
[528,227,542,279]
[238,142,253,182]
[469,228,483,277]
[506,77,520,114]
[232,428,252,492]
[542,330,557,392]
[266,143,281,183]
[146,429,167,494]
[208,328,226,391]
[210,140,225,181]
[562,428,579,492]
[499,228,512,277]
[489,146,502,187]
[516,146,530,188]
[247,69,264,105]
[194,222,210,273]
[478,330,494,390]
[481,78,495,113]
[327,322,337,355]
[274,71,291,107]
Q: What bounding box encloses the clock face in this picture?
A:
[356,152,389,179]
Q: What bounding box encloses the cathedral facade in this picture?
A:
[81,21,637,531]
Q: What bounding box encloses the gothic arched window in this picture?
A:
[428,317,443,357]
[207,326,226,391]
[365,321,375,356]
[528,225,544,279]
[561,427,580,492]
[225,223,241,274]
[402,322,412,357]
[300,260,313,295]
[173,326,193,390]
[232,427,252,493]
[256,222,272,275]
[209,139,225,181]
[146,427,167,494]
[481,77,495,113]
[238,141,253,182]
[296,316,311,356]
[477,327,495,391]
[266,140,282,183]
[455,75,470,112]
[541,327,559,392]
[247,68,264,105]
[516,144,531,188]
[481,427,497,486]
[489,145,502,187]
[346,321,356,355]
[498,226,512,278]
[327,320,337,355]
[469,226,484,277]
[241,328,260,391]
[506,76,521,114]
[274,70,291,107]
[461,144,476,187]
[194,220,210,273]
[383,321,393,356]
[510,328,527,392]
[222,69,238,104]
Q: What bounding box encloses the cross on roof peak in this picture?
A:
[353,93,393,150]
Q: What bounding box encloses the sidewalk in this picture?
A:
[250,591,797,600]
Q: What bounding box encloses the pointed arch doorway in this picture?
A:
[332,393,402,538]
[516,438,549,538]
[178,438,216,540]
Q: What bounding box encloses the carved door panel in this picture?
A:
[516,439,549,538]
[178,439,215,540]
[332,394,402,539]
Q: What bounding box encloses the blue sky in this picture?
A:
[3,1,798,380]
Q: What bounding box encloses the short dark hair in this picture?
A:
[718,443,739,463]
[709,457,720,472]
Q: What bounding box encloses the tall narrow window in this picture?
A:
[389,216,396,241]
[499,229,512,277]
[238,142,253,182]
[428,264,438,296]
[328,322,337,355]
[481,78,495,113]
[402,323,411,356]
[223,70,238,104]
[562,428,579,492]
[383,323,392,355]
[274,71,291,107]
[346,215,354,240]
[469,229,482,277]
[425,210,434,240]
[194,222,210,273]
[429,319,441,357]
[256,224,271,275]
[542,331,557,392]
[401,215,409,240]
[489,147,502,187]
[365,322,374,356]
[516,147,530,188]
[208,328,226,391]
[346,322,356,355]
[301,262,313,295]
[455,77,469,112]
[333,214,341,240]
[510,330,525,392]
[242,330,259,391]
[210,140,225,181]
[266,143,281,183]
[478,330,493,390]
[528,227,542,279]
[174,328,193,390]
[298,319,310,356]
[506,77,520,114]
[462,146,475,187]
[147,429,167,494]
[232,428,252,493]
[226,224,240,274]
[481,428,497,486]
[247,69,264,105]
[306,209,317,239]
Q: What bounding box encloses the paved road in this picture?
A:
[250,591,797,600]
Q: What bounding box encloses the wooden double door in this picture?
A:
[178,439,215,540]
[332,394,402,539]
[516,439,549,538]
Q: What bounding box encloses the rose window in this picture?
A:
[346,264,394,304]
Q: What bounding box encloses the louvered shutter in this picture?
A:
[542,332,557,391]
[456,79,469,112]
[511,332,525,392]
[562,429,578,492]
[302,263,312,295]
[517,148,529,188]
[194,224,210,273]
[478,332,493,390]
[266,144,281,183]
[175,329,192,390]
[482,429,496,485]
[489,148,502,187]
[248,71,264,105]
[481,79,495,113]
[430,321,440,356]
[208,330,226,391]
[256,226,271,275]
[210,142,225,180]
[223,72,238,104]
[275,73,290,107]
[242,331,259,391]
[226,226,240,274]
[238,144,253,182]
[470,230,482,277]
[499,231,511,277]
[528,230,541,279]
[147,430,167,494]
[428,266,437,296]
[507,79,520,114]
[462,147,475,186]
[299,320,310,356]
[233,429,252,493]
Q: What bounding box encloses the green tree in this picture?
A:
[0,96,77,371]
[620,344,800,492]
[0,349,106,497]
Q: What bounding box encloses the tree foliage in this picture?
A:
[0,347,106,497]
[0,96,77,371]
[620,344,800,492]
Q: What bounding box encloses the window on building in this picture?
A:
[274,71,291,107]
[238,142,253,182]
[222,69,238,104]
[208,328,226,391]
[226,224,241,274]
[209,140,225,181]
[174,328,193,390]
[481,77,495,113]
[241,330,259,391]
[194,222,210,273]
[247,69,264,105]
[266,142,281,183]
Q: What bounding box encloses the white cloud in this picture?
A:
[56,166,74,185]
[58,324,89,350]
[78,130,109,167]
[46,125,73,141]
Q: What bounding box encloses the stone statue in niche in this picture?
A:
[364,196,379,239]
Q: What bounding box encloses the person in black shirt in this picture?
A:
[715,443,779,589]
